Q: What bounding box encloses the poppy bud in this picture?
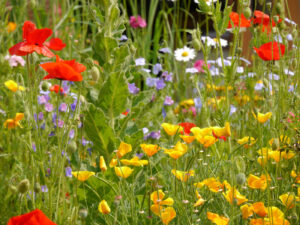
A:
[9,185,18,194]
[272,138,280,150]
[236,173,246,185]
[30,0,36,7]
[90,66,100,82]
[34,182,41,193]
[266,2,272,11]
[273,15,280,23]
[235,156,246,172]
[243,7,252,19]
[236,47,243,55]
[79,208,88,218]
[242,0,250,7]
[68,140,77,152]
[79,95,86,104]
[99,156,107,172]
[41,81,50,92]
[17,179,30,194]
[275,3,283,15]
[98,200,111,214]
[258,0,265,5]
[193,39,202,51]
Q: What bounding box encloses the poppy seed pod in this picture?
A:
[236,173,246,185]
[34,182,41,193]
[90,66,100,82]
[68,140,77,152]
[79,208,88,218]
[243,7,252,19]
[41,81,50,92]
[17,179,30,194]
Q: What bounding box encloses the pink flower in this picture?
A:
[288,112,295,118]
[5,55,26,67]
[193,60,210,73]
[130,15,147,28]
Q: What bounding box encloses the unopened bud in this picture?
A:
[41,81,50,92]
[236,173,246,185]
[272,138,280,150]
[34,183,41,193]
[68,140,77,152]
[275,3,283,15]
[266,2,272,11]
[193,39,202,51]
[17,179,30,194]
[243,7,252,19]
[90,66,100,82]
[79,208,88,218]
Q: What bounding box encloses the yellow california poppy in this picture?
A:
[253,112,272,123]
[71,171,95,181]
[247,174,270,191]
[114,166,133,178]
[120,156,148,166]
[171,169,194,182]
[140,144,160,157]
[207,211,229,225]
[5,80,25,92]
[4,113,25,129]
[99,156,107,172]
[98,200,111,214]
[116,141,132,158]
[161,123,183,136]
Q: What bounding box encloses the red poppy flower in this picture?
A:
[122,109,129,116]
[179,122,196,135]
[252,10,282,33]
[253,42,285,61]
[7,209,56,225]
[50,84,64,94]
[40,55,86,81]
[9,21,55,58]
[44,38,66,51]
[227,12,251,29]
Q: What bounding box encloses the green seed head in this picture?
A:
[17,179,30,194]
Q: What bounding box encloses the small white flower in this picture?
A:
[210,66,219,76]
[135,58,146,66]
[194,0,217,6]
[186,67,199,74]
[236,67,244,74]
[284,69,294,76]
[201,36,228,48]
[268,73,280,80]
[174,46,196,62]
[284,18,297,26]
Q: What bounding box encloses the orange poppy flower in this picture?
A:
[207,212,229,225]
[254,42,285,61]
[9,21,55,58]
[40,55,86,81]
[227,12,251,29]
[7,209,57,225]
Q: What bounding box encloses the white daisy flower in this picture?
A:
[201,36,228,47]
[174,46,196,62]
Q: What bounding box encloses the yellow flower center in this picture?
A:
[181,51,189,57]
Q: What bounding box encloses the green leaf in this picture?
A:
[93,33,118,65]
[97,72,128,119]
[84,106,116,159]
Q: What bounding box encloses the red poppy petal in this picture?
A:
[9,42,29,56]
[20,45,54,58]
[7,209,57,225]
[27,28,52,45]
[22,21,36,41]
[45,38,66,51]
[62,59,86,73]
[254,42,285,61]
[41,62,82,81]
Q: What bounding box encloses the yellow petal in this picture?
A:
[116,142,132,158]
[161,123,183,136]
[99,156,107,172]
[71,171,95,181]
[140,144,160,157]
[98,200,111,214]
[114,166,133,178]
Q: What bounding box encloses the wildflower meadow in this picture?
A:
[1,0,300,224]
